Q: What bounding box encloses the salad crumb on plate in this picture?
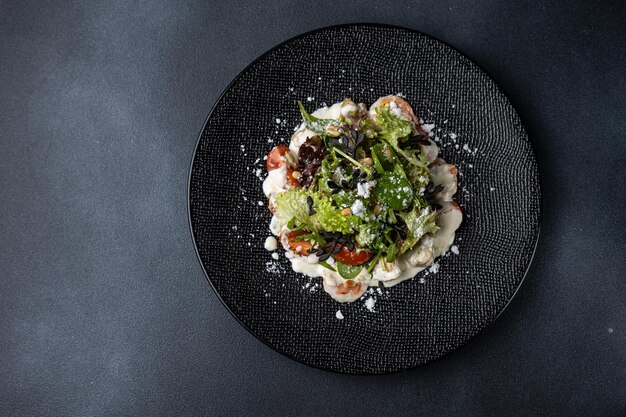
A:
[262,95,462,303]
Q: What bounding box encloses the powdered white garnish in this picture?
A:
[428,262,440,274]
[364,297,376,312]
[265,261,281,274]
[356,181,375,198]
[336,310,344,320]
[350,199,365,215]
[450,245,459,255]
[421,123,435,134]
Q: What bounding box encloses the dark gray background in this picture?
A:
[1,1,624,416]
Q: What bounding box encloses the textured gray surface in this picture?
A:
[1,0,625,415]
[190,25,540,374]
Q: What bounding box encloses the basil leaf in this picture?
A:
[370,143,393,173]
[373,172,414,210]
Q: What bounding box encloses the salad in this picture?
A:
[263,95,462,302]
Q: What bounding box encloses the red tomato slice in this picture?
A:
[332,246,372,265]
[285,231,314,255]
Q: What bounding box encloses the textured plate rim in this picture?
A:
[187,23,543,375]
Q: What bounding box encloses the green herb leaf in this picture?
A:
[275,188,361,234]
[373,172,413,210]
[370,143,393,173]
[318,261,336,272]
[336,261,362,279]
[397,206,440,254]
[376,106,428,168]
[298,101,343,135]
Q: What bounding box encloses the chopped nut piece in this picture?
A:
[341,208,351,216]
[284,151,296,165]
[326,124,342,137]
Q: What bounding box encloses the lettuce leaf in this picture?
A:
[274,188,361,234]
[376,105,413,140]
[376,106,428,168]
[397,206,439,254]
[358,116,378,139]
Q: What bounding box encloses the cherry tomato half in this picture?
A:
[332,246,373,266]
[285,231,314,255]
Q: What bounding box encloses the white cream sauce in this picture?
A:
[262,97,462,302]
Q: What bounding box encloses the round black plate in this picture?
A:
[189,24,541,374]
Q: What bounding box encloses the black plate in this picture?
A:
[189,24,541,374]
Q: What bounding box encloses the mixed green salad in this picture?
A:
[265,96,452,282]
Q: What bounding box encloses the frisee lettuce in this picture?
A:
[376,106,428,168]
[397,207,439,254]
[275,188,361,234]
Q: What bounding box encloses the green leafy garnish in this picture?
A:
[336,261,363,279]
[275,188,361,234]
[397,207,439,254]
[376,105,413,140]
[373,172,413,210]
[298,101,343,135]
[376,106,428,168]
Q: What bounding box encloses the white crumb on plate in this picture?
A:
[257,200,264,206]
[275,118,281,124]
[490,187,495,191]
[271,252,279,260]
[264,236,278,251]
[421,123,435,133]
[306,96,314,102]
[364,297,376,312]
[265,261,280,274]
[428,262,440,274]
[335,310,344,320]
[451,245,459,255]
